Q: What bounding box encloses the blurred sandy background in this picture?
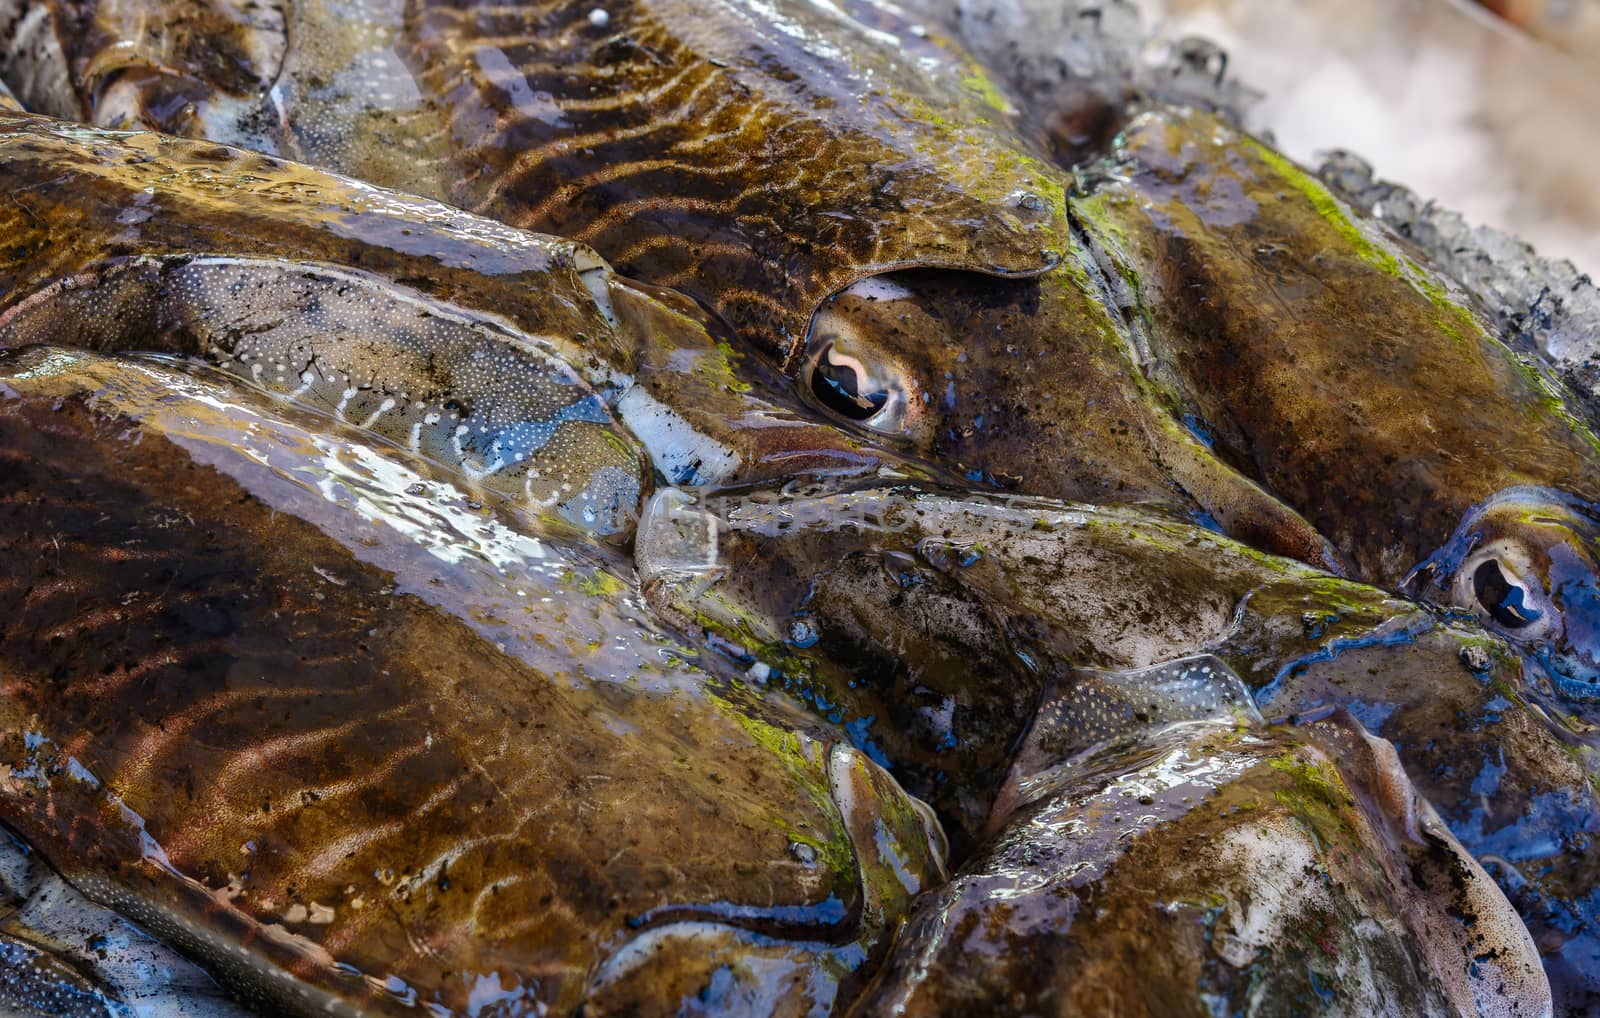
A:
[1135,0,1600,278]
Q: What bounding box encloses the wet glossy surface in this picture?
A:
[0,110,917,510]
[0,824,252,1017]
[796,264,1342,566]
[0,347,946,1016]
[0,0,1068,363]
[638,483,1600,1008]
[1072,108,1600,585]
[858,707,1549,1017]
[1072,107,1600,721]
[0,0,1597,1014]
[0,0,1355,567]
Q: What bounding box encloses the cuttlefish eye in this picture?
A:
[1452,541,1556,643]
[808,343,890,421]
[1415,488,1600,706]
[800,277,932,441]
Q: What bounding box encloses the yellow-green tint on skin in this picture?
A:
[715,704,857,884]
[1268,750,1355,843]
[1243,135,1595,447]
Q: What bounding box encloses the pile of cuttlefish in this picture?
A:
[0,0,1596,1014]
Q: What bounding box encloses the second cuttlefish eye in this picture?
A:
[1452,540,1556,643]
[800,277,933,440]
[808,342,890,420]
[1472,557,1544,629]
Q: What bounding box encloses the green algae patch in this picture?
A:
[1244,137,1555,379]
[714,700,857,884]
[959,67,1016,122]
[1247,141,1404,278]
[888,82,1072,248]
[1268,751,1353,844]
[576,569,628,599]
[684,340,753,395]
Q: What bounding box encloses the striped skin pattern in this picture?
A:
[0,109,650,536]
[0,347,947,1016]
[0,0,1071,368]
[0,2,1357,567]
[0,109,918,501]
[0,8,1573,1016]
[404,0,1069,366]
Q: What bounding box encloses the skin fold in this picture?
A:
[8,3,1598,599]
[0,2,1595,1014]
[1070,107,1600,708]
[798,263,1343,568]
[0,109,919,518]
[639,485,1600,1009]
[0,0,1069,357]
[0,0,1350,568]
[851,699,1550,1018]
[0,346,947,1017]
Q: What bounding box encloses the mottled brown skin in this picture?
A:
[641,486,1600,1008]
[0,11,1587,1011]
[0,111,609,340]
[0,0,472,202]
[1073,107,1600,587]
[1228,584,1600,1014]
[404,0,1071,362]
[0,349,946,1016]
[0,0,1069,361]
[643,488,1307,846]
[802,266,1343,568]
[600,274,926,488]
[849,711,1548,1017]
[0,110,912,490]
[649,518,1054,855]
[0,1,1360,567]
[0,0,284,125]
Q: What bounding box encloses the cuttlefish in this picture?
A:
[0,104,971,1016]
[0,107,929,536]
[0,344,947,1016]
[856,681,1550,1018]
[13,5,1600,679]
[1064,107,1600,707]
[639,484,1600,1009]
[0,0,1346,567]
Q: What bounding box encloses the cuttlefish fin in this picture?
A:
[989,654,1262,830]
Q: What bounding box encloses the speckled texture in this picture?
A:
[851,712,1548,1018]
[0,2,1592,1015]
[0,347,947,1017]
[641,484,1597,1005]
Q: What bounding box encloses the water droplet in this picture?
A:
[1459,644,1492,674]
[788,619,819,649]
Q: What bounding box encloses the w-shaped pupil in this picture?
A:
[811,348,888,421]
[1473,559,1542,629]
